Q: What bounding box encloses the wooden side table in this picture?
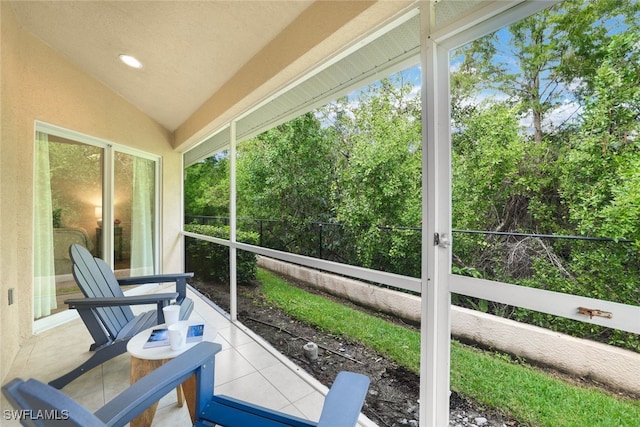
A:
[126,321,217,427]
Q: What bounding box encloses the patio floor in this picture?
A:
[1,285,376,426]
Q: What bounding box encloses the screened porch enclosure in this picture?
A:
[5,0,638,426]
[183,1,640,426]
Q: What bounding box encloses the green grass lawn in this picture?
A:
[257,268,640,427]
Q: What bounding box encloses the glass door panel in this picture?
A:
[114,152,157,277]
[34,127,159,321]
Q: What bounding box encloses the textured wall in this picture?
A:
[0,2,182,383]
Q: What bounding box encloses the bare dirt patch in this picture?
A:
[192,278,519,427]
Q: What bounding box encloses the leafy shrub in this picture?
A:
[184,224,258,284]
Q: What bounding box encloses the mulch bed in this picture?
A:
[192,277,519,427]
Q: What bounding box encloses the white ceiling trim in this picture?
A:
[183,1,533,166]
[184,9,421,167]
[184,124,231,166]
[435,0,560,49]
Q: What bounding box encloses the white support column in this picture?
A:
[229,122,238,321]
[420,2,452,426]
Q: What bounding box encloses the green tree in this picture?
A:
[184,154,229,217]
[452,103,528,232]
[330,77,422,272]
[452,0,639,143]
[559,31,640,243]
[236,113,337,254]
[449,1,640,349]
[450,0,640,241]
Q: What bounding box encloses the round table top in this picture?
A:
[127,320,217,360]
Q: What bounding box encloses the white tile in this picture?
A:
[29,322,93,381]
[4,291,332,427]
[291,390,325,422]
[155,386,181,409]
[0,398,23,427]
[260,363,316,402]
[235,340,280,371]
[7,339,36,377]
[274,403,309,420]
[152,400,192,426]
[213,348,257,385]
[217,324,254,347]
[190,306,228,329]
[214,371,291,412]
[101,354,131,401]
[203,315,232,335]
[65,370,108,413]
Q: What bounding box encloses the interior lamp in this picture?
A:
[95,206,102,227]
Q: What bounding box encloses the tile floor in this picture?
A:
[1,285,376,426]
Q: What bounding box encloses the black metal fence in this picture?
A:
[186,216,422,275]
[185,215,639,350]
[185,215,636,286]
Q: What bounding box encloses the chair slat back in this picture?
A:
[70,244,134,339]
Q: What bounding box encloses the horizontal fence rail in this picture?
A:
[181,230,422,293]
[184,215,639,350]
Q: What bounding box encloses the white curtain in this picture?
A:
[33,131,57,318]
[130,157,155,276]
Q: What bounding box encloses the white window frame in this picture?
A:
[433,1,640,334]
[422,1,640,422]
[183,1,640,425]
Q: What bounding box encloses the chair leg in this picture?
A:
[48,341,127,389]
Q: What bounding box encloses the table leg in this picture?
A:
[182,374,197,423]
[129,356,196,427]
[130,356,165,427]
[176,385,184,407]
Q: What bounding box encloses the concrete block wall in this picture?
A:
[258,256,640,395]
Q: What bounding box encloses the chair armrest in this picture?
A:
[199,372,369,427]
[206,395,315,427]
[65,293,178,309]
[118,272,193,300]
[317,371,370,427]
[93,341,221,426]
[117,272,193,286]
[3,379,113,426]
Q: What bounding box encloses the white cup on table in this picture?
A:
[168,322,187,351]
[163,305,180,327]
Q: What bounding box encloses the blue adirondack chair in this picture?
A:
[4,342,370,427]
[48,243,194,389]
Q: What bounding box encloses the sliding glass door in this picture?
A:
[34,124,159,321]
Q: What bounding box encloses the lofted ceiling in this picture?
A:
[9,0,503,147]
[9,0,314,132]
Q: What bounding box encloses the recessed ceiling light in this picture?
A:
[119,54,143,69]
